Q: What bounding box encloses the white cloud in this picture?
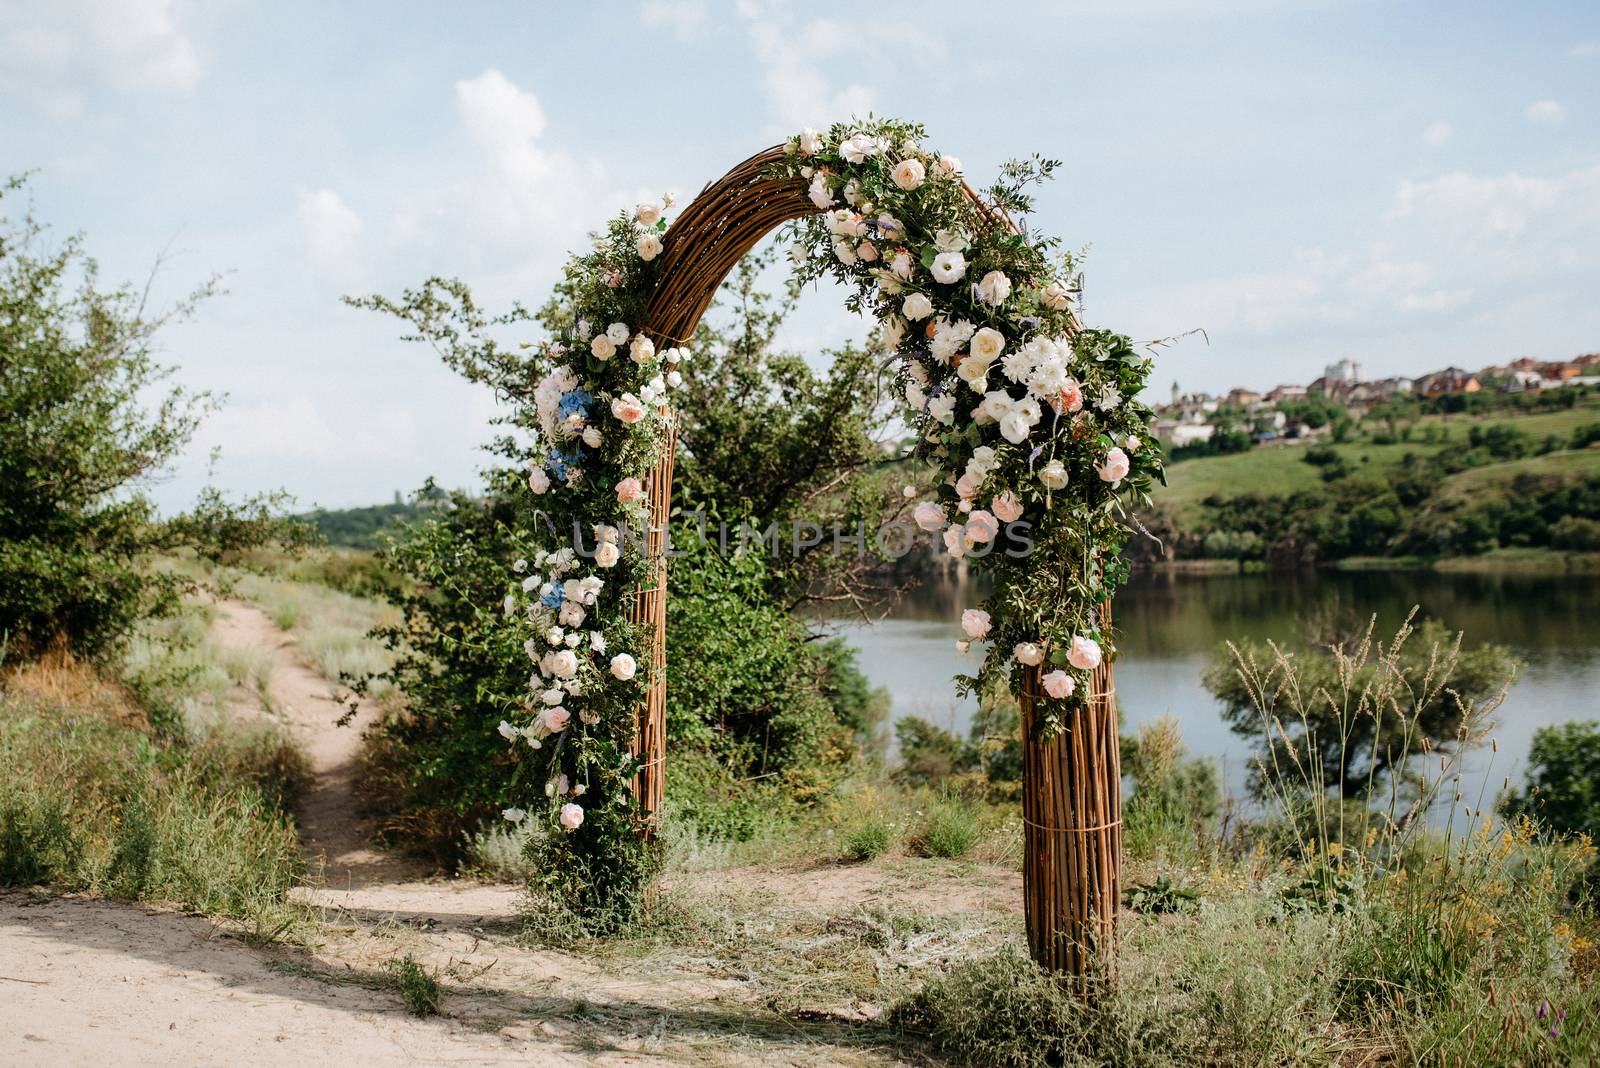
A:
[297,189,362,269]
[1572,41,1600,59]
[196,396,418,464]
[734,2,948,133]
[641,0,709,39]
[1421,120,1453,146]
[0,0,201,116]
[1525,99,1566,125]
[1153,163,1600,339]
[450,68,603,246]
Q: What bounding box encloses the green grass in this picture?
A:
[0,680,306,929]
[383,955,443,1017]
[1154,397,1600,526]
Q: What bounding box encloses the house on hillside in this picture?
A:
[1225,387,1262,407]
[1266,384,1308,402]
[1414,367,1481,397]
[1324,357,1362,385]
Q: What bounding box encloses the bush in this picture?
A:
[910,796,980,859]
[843,818,894,861]
[1551,516,1600,552]
[0,684,304,925]
[1503,720,1600,837]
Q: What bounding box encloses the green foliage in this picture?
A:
[164,486,319,564]
[299,494,441,550]
[383,955,443,1017]
[1206,615,1517,799]
[0,686,304,925]
[1503,720,1600,837]
[1124,875,1200,914]
[910,795,980,859]
[843,817,894,861]
[0,177,212,659]
[0,176,307,662]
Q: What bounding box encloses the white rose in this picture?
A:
[891,158,926,190]
[999,411,1033,444]
[841,133,873,163]
[666,370,683,388]
[637,233,663,261]
[930,251,967,284]
[832,238,857,266]
[590,335,616,360]
[799,127,823,155]
[956,356,991,392]
[902,292,934,321]
[594,541,620,568]
[542,687,565,705]
[936,154,962,177]
[528,467,550,494]
[874,317,902,351]
[636,201,661,226]
[934,229,967,252]
[606,322,629,344]
[975,270,1012,307]
[1014,642,1045,667]
[610,653,637,681]
[582,426,602,448]
[547,649,579,679]
[629,336,656,363]
[970,327,1005,363]
[808,176,833,210]
[1041,281,1072,311]
[927,394,956,424]
[1039,459,1070,490]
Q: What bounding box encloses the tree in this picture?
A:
[0,176,310,661]
[0,176,218,659]
[1502,721,1600,837]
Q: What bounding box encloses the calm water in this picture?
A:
[824,569,1600,804]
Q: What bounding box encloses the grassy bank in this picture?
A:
[0,603,308,933]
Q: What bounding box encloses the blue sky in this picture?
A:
[4,0,1597,510]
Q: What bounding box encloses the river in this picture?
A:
[824,568,1600,807]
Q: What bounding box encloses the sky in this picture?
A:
[4,0,1598,512]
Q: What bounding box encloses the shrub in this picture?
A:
[383,955,443,1017]
[911,796,980,859]
[0,684,304,925]
[844,818,894,861]
[1551,516,1600,552]
[1503,720,1600,837]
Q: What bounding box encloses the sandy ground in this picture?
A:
[0,598,1003,1066]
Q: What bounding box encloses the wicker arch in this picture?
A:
[628,146,1121,981]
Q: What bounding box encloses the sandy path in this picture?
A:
[0,597,972,1066]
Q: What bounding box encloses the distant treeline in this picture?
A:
[299,499,432,549]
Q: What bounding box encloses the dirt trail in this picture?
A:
[0,598,998,1066]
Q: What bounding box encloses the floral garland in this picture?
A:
[494,118,1160,923]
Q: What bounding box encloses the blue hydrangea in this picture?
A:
[557,388,592,421]
[540,585,563,608]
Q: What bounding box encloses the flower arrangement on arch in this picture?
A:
[491,117,1162,924]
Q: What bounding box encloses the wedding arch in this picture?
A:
[499,118,1160,984]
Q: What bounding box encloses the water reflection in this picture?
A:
[818,568,1600,804]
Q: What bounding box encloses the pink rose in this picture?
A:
[527,467,550,495]
[991,491,1023,523]
[1013,641,1044,666]
[1041,670,1076,699]
[541,706,570,733]
[1096,447,1131,484]
[964,510,998,544]
[955,473,980,499]
[960,609,991,640]
[913,500,946,531]
[616,477,644,503]
[611,395,647,424]
[942,525,965,557]
[559,803,585,830]
[1067,635,1102,671]
[1057,378,1084,414]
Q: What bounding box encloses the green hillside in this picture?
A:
[1150,394,1600,564]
